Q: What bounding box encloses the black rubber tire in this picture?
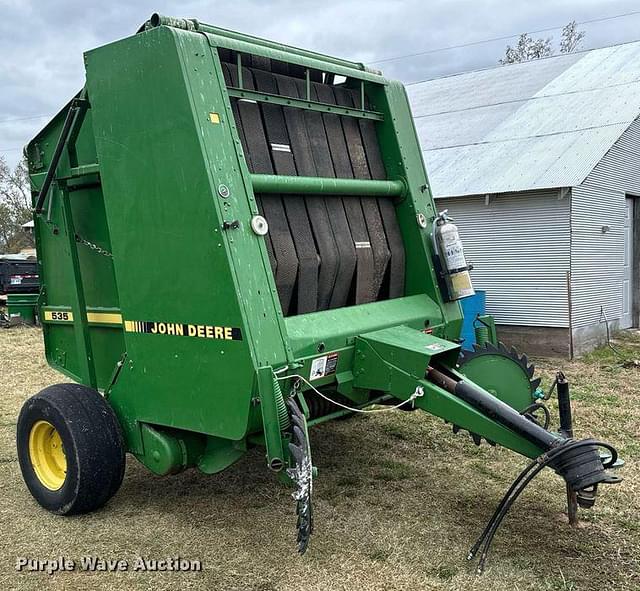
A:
[17,383,126,515]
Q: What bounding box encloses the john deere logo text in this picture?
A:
[124,320,242,341]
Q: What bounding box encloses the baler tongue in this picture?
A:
[352,326,621,571]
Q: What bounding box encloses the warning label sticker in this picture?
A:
[310,352,339,381]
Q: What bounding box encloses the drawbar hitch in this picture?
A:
[425,366,621,573]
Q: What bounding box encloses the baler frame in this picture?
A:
[20,14,621,567]
[27,16,463,461]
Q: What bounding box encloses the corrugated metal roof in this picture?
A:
[407,42,640,198]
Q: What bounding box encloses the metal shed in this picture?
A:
[407,41,640,356]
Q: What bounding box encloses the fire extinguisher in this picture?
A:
[432,210,475,301]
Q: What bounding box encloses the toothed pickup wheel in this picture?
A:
[286,397,314,554]
[453,342,542,445]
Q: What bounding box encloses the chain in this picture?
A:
[74,233,113,258]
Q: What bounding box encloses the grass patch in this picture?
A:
[0,327,639,590]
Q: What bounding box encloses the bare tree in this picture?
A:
[0,156,33,253]
[500,33,554,65]
[560,20,586,54]
[500,21,586,65]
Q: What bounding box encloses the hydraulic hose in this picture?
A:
[469,439,619,573]
[425,365,621,573]
[520,402,551,430]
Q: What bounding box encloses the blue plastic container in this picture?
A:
[459,290,486,351]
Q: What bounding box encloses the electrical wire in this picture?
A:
[367,10,640,65]
[0,114,50,125]
[599,305,625,358]
[3,7,640,158]
[520,402,551,430]
[275,373,424,413]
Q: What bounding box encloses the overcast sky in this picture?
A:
[2,0,640,167]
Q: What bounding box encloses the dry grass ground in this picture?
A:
[0,327,638,591]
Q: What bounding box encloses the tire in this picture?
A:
[17,383,126,515]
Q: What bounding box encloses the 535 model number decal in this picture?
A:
[44,311,74,322]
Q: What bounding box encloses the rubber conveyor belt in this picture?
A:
[223,64,299,314]
[333,85,390,299]
[252,68,319,315]
[274,73,340,312]
[223,61,406,315]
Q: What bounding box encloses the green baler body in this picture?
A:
[6,292,39,324]
[26,18,541,475]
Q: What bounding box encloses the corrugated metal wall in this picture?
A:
[437,190,570,327]
[571,116,640,330]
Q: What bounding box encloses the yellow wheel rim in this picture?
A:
[28,420,67,490]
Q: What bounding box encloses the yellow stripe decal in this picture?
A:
[43,310,121,325]
[41,311,241,341]
[86,312,122,325]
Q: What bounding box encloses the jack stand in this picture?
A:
[557,372,579,526]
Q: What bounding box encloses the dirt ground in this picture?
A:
[0,326,638,590]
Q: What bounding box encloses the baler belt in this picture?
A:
[221,63,276,268]
[355,93,405,298]
[314,83,376,305]
[298,80,357,309]
[222,58,405,312]
[333,87,390,299]
[274,74,340,312]
[231,65,298,314]
[252,68,319,315]
[248,54,271,71]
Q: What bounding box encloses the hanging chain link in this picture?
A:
[74,233,113,258]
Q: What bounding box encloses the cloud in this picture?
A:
[1,0,639,166]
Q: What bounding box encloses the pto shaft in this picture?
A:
[426,366,559,451]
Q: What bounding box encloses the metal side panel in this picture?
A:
[27,103,125,390]
[84,26,286,444]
